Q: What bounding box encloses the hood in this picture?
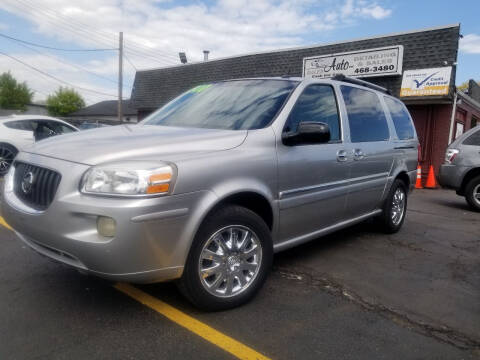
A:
[24,124,247,165]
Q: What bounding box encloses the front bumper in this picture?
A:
[2,152,216,283]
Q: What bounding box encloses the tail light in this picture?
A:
[445,149,459,164]
[417,143,422,163]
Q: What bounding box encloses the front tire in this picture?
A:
[178,205,273,311]
[0,143,18,176]
[378,179,408,234]
[465,175,480,212]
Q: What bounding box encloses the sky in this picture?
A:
[0,0,479,104]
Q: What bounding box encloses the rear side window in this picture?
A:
[4,120,33,131]
[285,84,340,141]
[463,129,480,146]
[384,97,415,140]
[341,86,390,143]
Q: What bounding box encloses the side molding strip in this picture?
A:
[131,208,189,223]
[273,209,382,253]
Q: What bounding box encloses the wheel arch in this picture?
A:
[204,191,275,231]
[458,167,480,196]
[0,142,19,153]
[177,188,276,276]
[395,171,411,189]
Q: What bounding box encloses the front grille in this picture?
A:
[13,161,61,210]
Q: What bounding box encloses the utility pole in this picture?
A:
[118,31,123,123]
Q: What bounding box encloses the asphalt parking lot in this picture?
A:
[0,182,479,360]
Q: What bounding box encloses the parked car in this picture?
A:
[0,115,79,176]
[439,125,480,211]
[2,77,418,310]
[78,121,112,130]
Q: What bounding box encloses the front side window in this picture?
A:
[142,79,298,130]
[384,97,415,140]
[46,121,76,134]
[284,85,340,141]
[341,86,390,143]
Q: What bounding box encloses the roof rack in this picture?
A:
[331,74,391,95]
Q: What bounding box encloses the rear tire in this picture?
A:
[378,179,408,234]
[178,205,273,311]
[465,175,480,212]
[0,143,18,176]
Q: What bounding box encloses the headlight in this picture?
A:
[80,161,175,197]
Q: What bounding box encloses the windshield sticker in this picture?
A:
[190,84,212,93]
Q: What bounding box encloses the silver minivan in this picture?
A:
[2,76,418,310]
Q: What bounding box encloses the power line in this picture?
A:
[0,51,117,98]
[5,37,134,89]
[7,0,117,48]
[124,48,178,66]
[124,52,137,71]
[122,37,180,62]
[5,0,181,64]
[0,32,117,52]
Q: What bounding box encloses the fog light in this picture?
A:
[97,216,116,237]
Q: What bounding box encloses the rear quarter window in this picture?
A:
[384,97,415,140]
[4,120,33,131]
[341,86,390,143]
[463,129,480,146]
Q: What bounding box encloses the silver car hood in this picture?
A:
[24,124,247,165]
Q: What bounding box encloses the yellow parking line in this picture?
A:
[115,283,271,360]
[0,216,12,231]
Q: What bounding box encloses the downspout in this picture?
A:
[448,90,458,144]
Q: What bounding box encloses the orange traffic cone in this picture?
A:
[415,165,423,189]
[425,165,437,189]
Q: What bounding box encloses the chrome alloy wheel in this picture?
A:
[0,146,15,174]
[473,184,480,206]
[391,188,406,226]
[198,225,262,298]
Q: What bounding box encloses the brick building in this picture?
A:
[131,24,480,179]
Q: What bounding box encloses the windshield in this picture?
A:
[142,79,298,130]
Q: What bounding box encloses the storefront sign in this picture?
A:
[303,45,403,79]
[400,67,452,97]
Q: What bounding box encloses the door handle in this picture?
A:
[394,145,415,150]
[337,149,348,162]
[353,149,365,160]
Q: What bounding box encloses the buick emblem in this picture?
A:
[21,171,35,194]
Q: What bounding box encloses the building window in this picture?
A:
[455,122,464,140]
[472,116,478,128]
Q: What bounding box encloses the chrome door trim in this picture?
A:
[279,172,390,199]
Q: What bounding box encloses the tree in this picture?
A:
[46,87,85,116]
[0,72,33,111]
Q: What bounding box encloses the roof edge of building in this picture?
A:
[136,23,460,73]
[457,89,480,111]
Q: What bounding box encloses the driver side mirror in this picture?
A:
[282,122,331,146]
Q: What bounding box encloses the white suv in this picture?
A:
[0,115,78,175]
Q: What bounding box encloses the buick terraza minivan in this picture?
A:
[2,76,418,310]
